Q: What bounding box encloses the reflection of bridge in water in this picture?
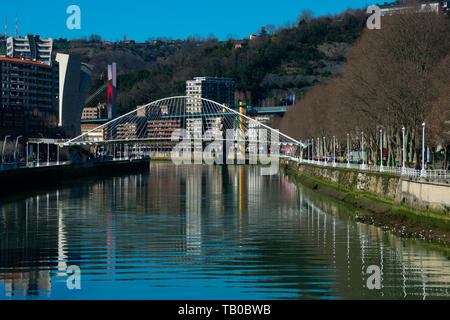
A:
[62,97,303,161]
[0,165,449,298]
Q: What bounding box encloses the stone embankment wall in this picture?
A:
[289,162,450,212]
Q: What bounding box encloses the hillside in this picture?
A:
[53,9,367,115]
[278,10,449,167]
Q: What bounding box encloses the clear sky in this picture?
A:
[2,0,372,41]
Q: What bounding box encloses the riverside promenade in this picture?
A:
[0,157,150,197]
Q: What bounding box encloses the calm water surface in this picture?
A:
[0,163,449,300]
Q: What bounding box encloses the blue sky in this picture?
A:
[2,0,372,41]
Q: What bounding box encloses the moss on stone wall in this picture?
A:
[280,161,450,244]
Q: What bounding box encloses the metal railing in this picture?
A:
[285,157,450,180]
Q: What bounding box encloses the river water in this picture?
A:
[0,163,449,300]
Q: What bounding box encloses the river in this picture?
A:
[0,163,449,300]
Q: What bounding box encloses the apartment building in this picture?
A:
[82,103,107,120]
[7,35,53,65]
[186,77,235,137]
[0,56,59,137]
[116,122,138,140]
[80,121,107,142]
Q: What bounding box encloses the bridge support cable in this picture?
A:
[64,97,304,158]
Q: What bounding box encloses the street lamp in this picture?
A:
[421,122,427,178]
[47,143,50,166]
[306,140,309,163]
[56,134,63,166]
[1,135,11,167]
[323,137,327,166]
[402,127,406,175]
[347,133,351,169]
[37,133,44,168]
[333,136,336,167]
[380,129,384,172]
[56,143,60,166]
[361,131,366,170]
[317,137,320,165]
[37,142,40,167]
[14,136,23,166]
[26,141,29,167]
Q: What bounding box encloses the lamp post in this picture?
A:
[333,136,336,167]
[380,129,384,172]
[309,139,312,163]
[361,131,366,170]
[402,127,406,175]
[317,137,320,165]
[1,135,11,168]
[37,133,43,168]
[347,133,351,169]
[57,144,60,166]
[37,142,40,167]
[14,136,23,167]
[26,141,29,167]
[56,134,63,166]
[323,137,327,166]
[309,139,311,163]
[306,140,309,163]
[47,143,50,166]
[421,122,427,178]
[307,139,309,162]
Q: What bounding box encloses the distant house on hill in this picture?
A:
[379,1,449,16]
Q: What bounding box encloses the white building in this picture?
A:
[56,53,93,137]
[186,77,235,137]
[7,35,53,65]
[380,1,447,16]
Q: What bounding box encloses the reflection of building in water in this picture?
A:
[185,167,202,255]
[237,166,246,229]
[0,197,54,297]
[1,270,51,297]
[247,166,262,225]
[147,164,181,214]
[299,187,450,299]
[106,210,116,271]
[224,166,249,232]
[205,166,223,217]
[57,191,68,276]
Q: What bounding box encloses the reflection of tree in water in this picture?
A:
[0,165,448,299]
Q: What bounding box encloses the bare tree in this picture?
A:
[279,3,449,167]
[297,9,314,25]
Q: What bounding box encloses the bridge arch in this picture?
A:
[64,96,303,150]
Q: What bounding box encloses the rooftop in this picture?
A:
[0,56,49,67]
[188,77,234,82]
